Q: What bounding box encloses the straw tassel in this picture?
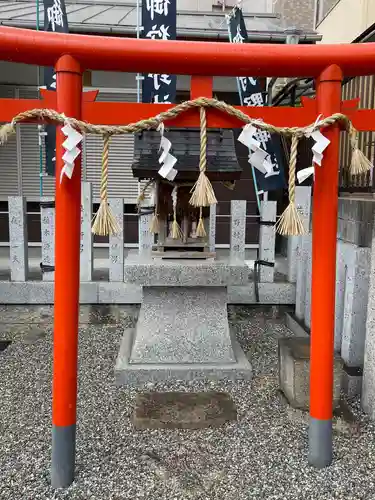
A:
[92,134,121,236]
[189,107,217,208]
[149,181,159,234]
[276,135,305,236]
[195,208,206,237]
[171,185,183,239]
[349,124,373,175]
[149,212,159,234]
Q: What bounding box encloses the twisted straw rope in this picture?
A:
[288,134,299,204]
[0,98,353,143]
[100,134,110,203]
[199,107,207,173]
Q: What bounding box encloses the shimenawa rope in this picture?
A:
[0,97,372,237]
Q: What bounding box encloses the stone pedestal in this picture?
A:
[279,337,342,410]
[115,257,252,384]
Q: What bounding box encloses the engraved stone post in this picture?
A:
[259,200,277,282]
[109,198,124,282]
[287,186,312,283]
[40,198,55,282]
[139,213,154,256]
[209,204,216,253]
[230,200,246,262]
[80,182,93,282]
[9,196,28,281]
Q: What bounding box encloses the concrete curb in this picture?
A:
[0,281,296,305]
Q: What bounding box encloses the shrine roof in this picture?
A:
[132,128,242,181]
[0,1,320,42]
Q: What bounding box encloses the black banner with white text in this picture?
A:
[228,7,286,193]
[43,0,69,176]
[141,0,177,104]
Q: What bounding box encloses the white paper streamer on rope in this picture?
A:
[297,166,315,184]
[157,123,178,180]
[305,115,330,167]
[238,123,276,177]
[238,124,261,151]
[60,122,83,184]
[311,130,330,166]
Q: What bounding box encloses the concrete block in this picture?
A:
[228,282,295,304]
[115,328,252,385]
[98,282,142,304]
[109,198,124,282]
[279,337,342,410]
[230,200,246,262]
[129,287,235,364]
[8,196,28,282]
[362,211,375,418]
[123,257,249,287]
[259,200,276,282]
[341,246,371,367]
[342,367,362,398]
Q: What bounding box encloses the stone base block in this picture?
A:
[279,337,343,410]
[115,328,252,385]
[132,391,237,429]
[341,366,363,398]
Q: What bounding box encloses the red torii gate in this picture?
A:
[0,26,375,488]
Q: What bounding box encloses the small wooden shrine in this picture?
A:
[132,127,242,258]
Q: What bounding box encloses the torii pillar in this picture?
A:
[52,54,82,487]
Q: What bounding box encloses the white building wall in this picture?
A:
[316,0,375,44]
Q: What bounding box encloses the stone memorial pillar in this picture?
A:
[9,196,28,282]
[80,182,93,282]
[259,200,277,282]
[109,198,124,282]
[209,204,216,253]
[230,200,246,262]
[138,213,154,255]
[288,186,311,283]
[40,198,55,282]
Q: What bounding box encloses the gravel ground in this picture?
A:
[1,304,375,500]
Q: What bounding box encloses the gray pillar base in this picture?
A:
[308,417,332,468]
[51,424,76,489]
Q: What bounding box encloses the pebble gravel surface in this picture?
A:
[0,304,375,500]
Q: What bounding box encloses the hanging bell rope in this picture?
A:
[189,107,218,208]
[348,122,373,176]
[276,135,306,236]
[196,207,207,238]
[92,134,121,236]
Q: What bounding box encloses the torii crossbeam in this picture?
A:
[0,26,375,488]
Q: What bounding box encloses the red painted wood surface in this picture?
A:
[52,55,82,428]
[0,92,372,131]
[2,26,375,78]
